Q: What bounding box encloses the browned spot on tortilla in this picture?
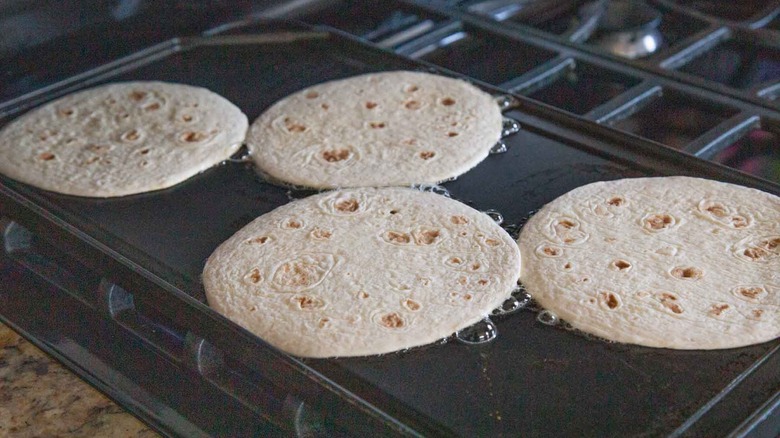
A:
[599,292,620,310]
[38,152,55,161]
[284,117,306,133]
[419,151,435,160]
[386,231,411,244]
[645,214,674,230]
[485,238,500,247]
[706,205,728,217]
[365,101,377,109]
[285,219,302,229]
[181,114,193,122]
[318,318,329,328]
[249,236,269,244]
[405,100,421,110]
[59,108,74,117]
[405,85,419,93]
[335,198,359,212]
[477,279,488,286]
[613,260,631,270]
[139,148,150,155]
[607,197,624,206]
[660,293,683,314]
[322,149,350,162]
[404,299,421,311]
[129,91,146,101]
[441,97,456,106]
[470,262,481,271]
[311,228,332,240]
[369,122,386,129]
[304,91,319,99]
[451,215,468,225]
[181,131,206,142]
[752,309,764,319]
[744,247,768,260]
[414,229,440,245]
[447,131,459,137]
[294,295,320,309]
[380,313,404,328]
[463,294,473,301]
[738,287,764,299]
[543,247,560,256]
[247,268,262,284]
[449,257,463,265]
[144,102,161,112]
[671,266,703,280]
[709,303,729,316]
[761,238,780,250]
[321,103,329,110]
[122,129,140,142]
[731,216,749,228]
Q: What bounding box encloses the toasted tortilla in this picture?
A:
[246,71,503,188]
[517,176,780,349]
[0,81,247,197]
[203,187,521,358]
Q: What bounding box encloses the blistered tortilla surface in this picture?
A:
[518,176,780,349]
[0,81,247,197]
[203,187,521,358]
[246,71,503,188]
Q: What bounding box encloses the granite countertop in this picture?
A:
[0,322,158,437]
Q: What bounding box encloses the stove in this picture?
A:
[1,1,779,436]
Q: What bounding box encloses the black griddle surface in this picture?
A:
[1,25,779,437]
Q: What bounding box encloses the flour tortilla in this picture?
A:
[0,81,248,197]
[203,187,521,358]
[517,176,780,349]
[246,71,503,188]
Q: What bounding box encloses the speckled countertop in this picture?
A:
[0,322,158,437]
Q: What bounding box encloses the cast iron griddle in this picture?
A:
[0,22,779,437]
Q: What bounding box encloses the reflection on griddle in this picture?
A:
[713,128,780,183]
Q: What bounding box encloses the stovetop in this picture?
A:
[0,1,779,437]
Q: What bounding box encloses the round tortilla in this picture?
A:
[203,187,521,358]
[517,176,780,349]
[0,81,248,197]
[246,71,503,189]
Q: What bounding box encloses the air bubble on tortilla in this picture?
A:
[655,245,678,256]
[377,312,405,329]
[419,151,436,160]
[121,129,142,142]
[598,291,622,310]
[537,310,559,325]
[58,108,76,117]
[593,203,612,217]
[404,84,420,93]
[708,303,730,317]
[451,215,469,225]
[403,299,422,311]
[455,318,497,344]
[270,254,335,292]
[143,101,162,112]
[404,100,422,110]
[383,231,412,245]
[181,114,194,122]
[179,131,208,143]
[321,148,352,163]
[246,236,271,245]
[658,292,684,314]
[611,259,632,271]
[413,228,442,245]
[281,218,303,229]
[642,213,677,232]
[309,227,333,241]
[536,244,564,258]
[732,285,767,302]
[550,217,588,245]
[276,116,307,133]
[670,266,703,280]
[129,90,147,101]
[291,295,325,310]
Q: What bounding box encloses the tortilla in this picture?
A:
[0,81,247,197]
[246,71,503,188]
[517,176,780,349]
[203,187,521,358]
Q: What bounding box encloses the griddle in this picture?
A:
[1,5,779,438]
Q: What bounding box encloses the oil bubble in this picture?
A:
[490,141,507,155]
[492,296,523,316]
[483,209,503,225]
[494,95,519,111]
[455,318,497,345]
[501,117,521,137]
[537,310,559,326]
[413,184,450,198]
